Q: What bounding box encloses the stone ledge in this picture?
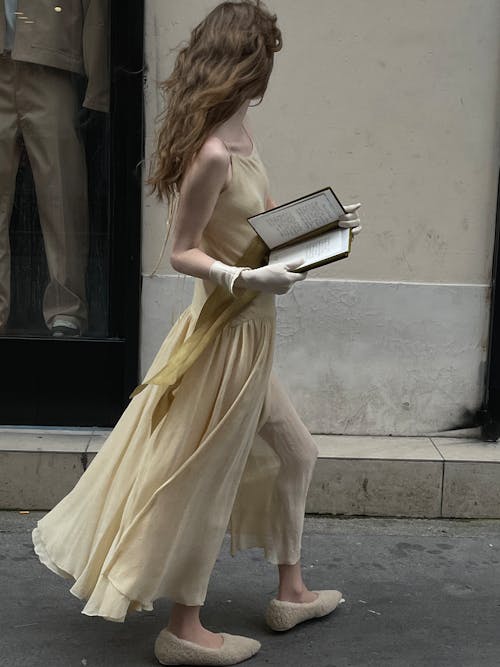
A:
[0,429,499,517]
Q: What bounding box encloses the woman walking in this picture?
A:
[32,1,361,664]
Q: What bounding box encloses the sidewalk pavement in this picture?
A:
[2,511,500,667]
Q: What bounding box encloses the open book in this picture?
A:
[247,187,352,272]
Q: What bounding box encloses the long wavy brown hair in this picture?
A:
[149,0,281,202]
[145,1,282,276]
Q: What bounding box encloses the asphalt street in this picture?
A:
[2,512,500,667]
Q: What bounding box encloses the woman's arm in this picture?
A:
[170,137,230,279]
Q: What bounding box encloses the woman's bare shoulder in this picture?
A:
[181,135,230,193]
[196,135,229,169]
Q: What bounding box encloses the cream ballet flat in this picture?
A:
[154,627,261,666]
[265,590,345,632]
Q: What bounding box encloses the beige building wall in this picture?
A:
[140,1,500,436]
[143,0,500,284]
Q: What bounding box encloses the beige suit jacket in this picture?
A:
[0,0,109,111]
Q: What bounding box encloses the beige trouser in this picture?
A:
[0,52,89,331]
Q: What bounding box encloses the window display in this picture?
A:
[0,0,110,337]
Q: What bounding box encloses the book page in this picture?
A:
[268,227,350,270]
[248,188,345,249]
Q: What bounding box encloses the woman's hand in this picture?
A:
[338,202,362,237]
[237,258,308,295]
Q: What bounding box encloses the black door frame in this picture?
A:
[0,0,144,427]
[481,167,500,441]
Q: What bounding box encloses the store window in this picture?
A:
[0,0,143,426]
[0,0,110,337]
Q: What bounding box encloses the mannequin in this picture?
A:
[0,0,109,336]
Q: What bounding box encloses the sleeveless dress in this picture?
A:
[31,138,284,622]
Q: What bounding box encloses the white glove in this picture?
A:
[208,260,254,296]
[238,257,308,294]
[338,202,362,236]
[209,258,307,295]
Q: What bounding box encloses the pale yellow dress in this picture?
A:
[31,139,319,623]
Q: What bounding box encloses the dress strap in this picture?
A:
[242,123,254,151]
[218,125,254,159]
[218,137,233,174]
[219,137,231,154]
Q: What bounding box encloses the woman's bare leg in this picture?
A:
[277,561,319,602]
[165,368,320,645]
[166,603,224,648]
[256,373,320,604]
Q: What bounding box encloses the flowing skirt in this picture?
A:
[32,289,284,622]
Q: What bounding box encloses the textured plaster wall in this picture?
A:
[143,0,500,284]
[140,1,500,434]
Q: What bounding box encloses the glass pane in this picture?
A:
[0,0,110,338]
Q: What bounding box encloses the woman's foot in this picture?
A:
[277,586,319,603]
[277,562,320,603]
[165,624,224,649]
[265,590,344,632]
[166,602,224,649]
[154,627,261,665]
